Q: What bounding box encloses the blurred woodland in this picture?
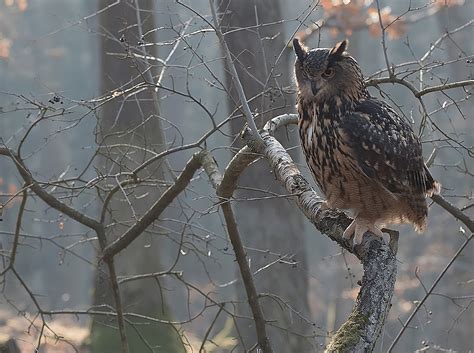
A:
[0,0,472,352]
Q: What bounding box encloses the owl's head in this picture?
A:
[293,39,366,103]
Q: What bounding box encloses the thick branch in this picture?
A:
[217,146,259,199]
[241,115,397,351]
[326,241,397,352]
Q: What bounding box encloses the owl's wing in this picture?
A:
[339,98,429,195]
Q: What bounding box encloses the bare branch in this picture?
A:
[208,0,263,144]
[0,147,102,232]
[200,149,274,353]
[102,153,203,260]
[0,185,27,276]
[375,0,394,77]
[388,233,473,352]
[366,77,474,98]
[415,79,474,97]
[106,257,130,353]
[221,202,273,353]
[241,114,397,351]
[199,149,223,190]
[431,194,474,233]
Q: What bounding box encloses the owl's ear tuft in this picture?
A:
[293,38,308,63]
[330,39,348,57]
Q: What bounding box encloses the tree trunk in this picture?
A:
[91,1,183,352]
[218,1,311,351]
[0,338,20,353]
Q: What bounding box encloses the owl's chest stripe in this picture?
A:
[299,113,343,191]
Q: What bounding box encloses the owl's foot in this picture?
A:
[343,218,383,246]
[382,228,400,255]
[320,201,329,210]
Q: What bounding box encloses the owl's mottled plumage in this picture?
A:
[293,39,440,245]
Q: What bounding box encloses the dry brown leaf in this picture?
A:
[0,37,11,59]
[17,0,27,11]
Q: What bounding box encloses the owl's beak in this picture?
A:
[311,81,319,95]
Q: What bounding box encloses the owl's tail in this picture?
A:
[412,165,441,233]
[411,195,428,233]
[424,164,441,197]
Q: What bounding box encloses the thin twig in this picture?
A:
[387,233,473,352]
[208,0,263,143]
[375,0,394,77]
[102,153,203,259]
[416,79,474,97]
[133,0,176,179]
[0,147,101,231]
[199,305,225,353]
[0,185,28,276]
[106,257,130,353]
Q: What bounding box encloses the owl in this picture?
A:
[293,39,440,245]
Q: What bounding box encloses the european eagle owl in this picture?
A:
[293,39,440,245]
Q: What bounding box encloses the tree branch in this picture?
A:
[208,0,263,144]
[241,114,397,351]
[415,79,474,97]
[201,149,274,353]
[387,232,473,352]
[221,202,273,353]
[0,146,132,353]
[431,194,474,233]
[102,153,203,260]
[0,147,102,232]
[365,77,474,98]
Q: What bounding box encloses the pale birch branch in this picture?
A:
[242,114,397,352]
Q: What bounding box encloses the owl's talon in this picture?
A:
[320,201,330,211]
[382,228,399,255]
[343,220,356,240]
[343,218,383,246]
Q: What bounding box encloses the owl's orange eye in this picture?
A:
[322,67,335,78]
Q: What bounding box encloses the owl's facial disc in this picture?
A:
[301,50,331,96]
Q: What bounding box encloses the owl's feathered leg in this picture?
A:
[320,201,329,210]
[343,218,383,245]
